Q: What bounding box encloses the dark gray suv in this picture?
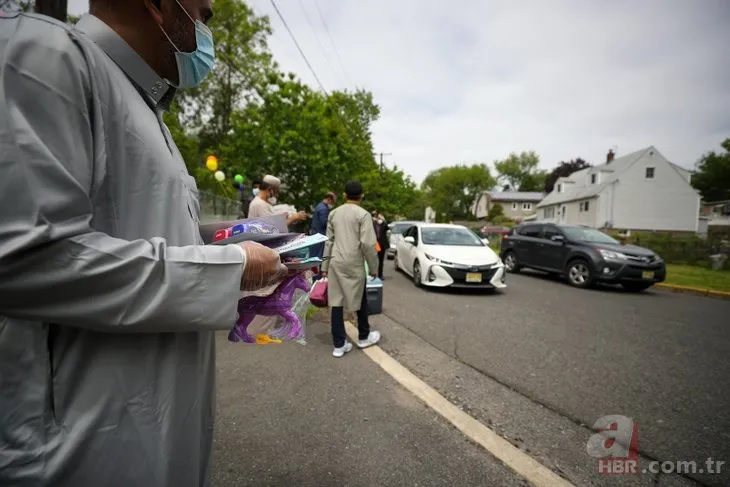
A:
[499,223,666,292]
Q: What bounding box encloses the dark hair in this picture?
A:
[344,181,363,200]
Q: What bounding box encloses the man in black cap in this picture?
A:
[321,181,381,357]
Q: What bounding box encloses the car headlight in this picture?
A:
[598,249,629,261]
[424,254,455,265]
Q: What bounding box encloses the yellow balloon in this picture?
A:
[205,156,218,172]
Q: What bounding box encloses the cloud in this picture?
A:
[69,0,730,184]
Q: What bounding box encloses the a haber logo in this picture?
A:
[586,415,639,475]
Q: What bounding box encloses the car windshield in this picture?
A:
[391,223,413,234]
[421,227,484,246]
[562,227,619,245]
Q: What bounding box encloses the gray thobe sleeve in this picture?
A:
[0,35,244,333]
[321,212,335,273]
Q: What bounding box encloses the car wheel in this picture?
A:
[566,258,595,288]
[412,261,422,288]
[622,282,653,293]
[503,251,521,273]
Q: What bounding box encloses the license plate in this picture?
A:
[642,271,655,280]
[466,272,482,283]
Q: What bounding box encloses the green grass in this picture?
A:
[665,264,730,292]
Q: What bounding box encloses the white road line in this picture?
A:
[345,322,574,487]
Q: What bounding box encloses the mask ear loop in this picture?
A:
[157,0,207,53]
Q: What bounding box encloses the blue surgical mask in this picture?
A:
[253,188,259,196]
[160,0,216,88]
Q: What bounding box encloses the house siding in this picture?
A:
[612,151,699,231]
[498,200,537,220]
[472,192,543,220]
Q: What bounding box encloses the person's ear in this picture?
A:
[143,0,165,25]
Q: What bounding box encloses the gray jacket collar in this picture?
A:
[75,14,176,111]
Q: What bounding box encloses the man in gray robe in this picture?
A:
[321,181,382,358]
[0,2,286,486]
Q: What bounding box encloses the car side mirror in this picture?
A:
[404,236,415,245]
[551,235,565,243]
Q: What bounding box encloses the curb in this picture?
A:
[655,283,730,300]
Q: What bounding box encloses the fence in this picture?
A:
[624,236,729,268]
[198,190,241,223]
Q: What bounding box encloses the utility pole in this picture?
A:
[373,152,392,175]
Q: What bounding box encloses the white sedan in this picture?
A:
[394,223,507,290]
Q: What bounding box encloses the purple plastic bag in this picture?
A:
[228,273,312,344]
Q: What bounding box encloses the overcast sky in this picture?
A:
[69,0,730,184]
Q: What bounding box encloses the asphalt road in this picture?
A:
[376,260,730,486]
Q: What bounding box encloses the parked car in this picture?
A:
[394,223,507,290]
[499,222,666,292]
[386,220,420,259]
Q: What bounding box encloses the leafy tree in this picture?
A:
[488,203,504,221]
[544,158,591,193]
[691,138,730,202]
[422,164,495,221]
[160,0,416,216]
[494,151,546,192]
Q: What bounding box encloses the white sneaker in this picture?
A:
[357,331,381,349]
[332,341,353,358]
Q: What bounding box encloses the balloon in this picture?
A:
[206,155,218,172]
[234,174,244,184]
[214,170,225,182]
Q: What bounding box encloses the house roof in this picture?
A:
[487,191,545,202]
[536,147,652,208]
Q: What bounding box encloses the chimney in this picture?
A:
[606,149,615,164]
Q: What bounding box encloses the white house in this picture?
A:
[536,147,701,232]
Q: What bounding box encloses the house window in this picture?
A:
[512,203,518,210]
[590,174,597,184]
[544,206,555,218]
[557,184,562,193]
[645,167,655,179]
[579,201,590,212]
[522,203,532,211]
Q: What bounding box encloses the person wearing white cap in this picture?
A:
[248,174,307,225]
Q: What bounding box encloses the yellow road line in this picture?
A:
[345,322,574,487]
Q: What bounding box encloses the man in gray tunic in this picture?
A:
[0,2,286,486]
[321,181,382,357]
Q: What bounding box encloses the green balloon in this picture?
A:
[234,174,244,184]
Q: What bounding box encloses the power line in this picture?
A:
[269,0,328,93]
[313,0,353,87]
[297,0,343,87]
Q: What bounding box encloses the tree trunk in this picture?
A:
[34,0,67,22]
